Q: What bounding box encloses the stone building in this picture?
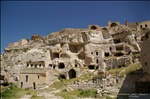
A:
[135,31,150,93]
[136,21,150,31]
[141,31,150,74]
[18,68,58,89]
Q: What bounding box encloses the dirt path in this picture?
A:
[18,95,31,99]
[19,90,63,99]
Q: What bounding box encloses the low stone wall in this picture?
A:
[68,74,117,90]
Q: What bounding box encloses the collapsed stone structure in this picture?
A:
[141,31,150,74]
[135,31,150,93]
[1,20,150,89]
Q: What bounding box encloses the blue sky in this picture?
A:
[1,1,150,53]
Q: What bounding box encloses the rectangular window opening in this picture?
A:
[145,62,148,66]
[26,75,28,82]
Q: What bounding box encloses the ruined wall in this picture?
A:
[137,21,150,31]
[141,32,150,74]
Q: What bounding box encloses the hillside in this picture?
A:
[1,20,150,98]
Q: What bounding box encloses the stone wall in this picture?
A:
[141,31,150,74]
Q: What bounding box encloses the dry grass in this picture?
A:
[108,62,141,77]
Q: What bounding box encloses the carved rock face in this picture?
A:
[1,21,150,85]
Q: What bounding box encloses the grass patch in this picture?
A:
[108,62,141,77]
[77,89,97,98]
[57,89,97,99]
[50,72,94,90]
[1,84,24,99]
[0,84,38,99]
[30,94,44,99]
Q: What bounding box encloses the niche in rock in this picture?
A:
[116,45,123,51]
[88,65,95,70]
[69,44,83,53]
[60,75,66,79]
[58,63,65,69]
[114,39,121,44]
[53,53,59,59]
[90,25,97,30]
[114,52,124,56]
[111,23,118,27]
[68,69,76,79]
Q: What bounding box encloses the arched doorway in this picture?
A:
[68,69,76,79]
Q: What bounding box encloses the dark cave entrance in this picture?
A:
[68,69,76,79]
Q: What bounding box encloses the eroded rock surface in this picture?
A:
[1,20,150,86]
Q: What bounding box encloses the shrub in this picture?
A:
[0,84,23,99]
[78,89,97,98]
[62,89,67,92]
[31,94,38,99]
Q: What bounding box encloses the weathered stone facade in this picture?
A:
[141,31,150,74]
[19,68,58,89]
[1,20,150,88]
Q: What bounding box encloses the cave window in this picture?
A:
[35,64,37,68]
[53,65,56,69]
[145,24,147,27]
[78,54,85,60]
[39,64,41,67]
[21,82,23,88]
[38,76,40,79]
[105,53,110,57]
[90,25,97,30]
[140,25,142,28]
[88,65,95,70]
[91,52,93,54]
[27,64,29,67]
[114,53,124,56]
[26,75,28,82]
[118,65,121,68]
[58,63,65,69]
[0,75,4,80]
[95,66,98,70]
[96,59,99,63]
[110,47,112,51]
[75,64,77,67]
[116,46,123,51]
[145,62,148,66]
[60,75,66,79]
[96,51,98,55]
[114,39,121,44]
[111,23,118,27]
[61,43,64,47]
[53,53,59,59]
[31,64,33,67]
[68,69,76,79]
[145,33,149,39]
[49,64,52,67]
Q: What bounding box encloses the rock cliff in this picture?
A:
[1,21,150,85]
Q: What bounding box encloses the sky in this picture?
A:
[1,1,150,53]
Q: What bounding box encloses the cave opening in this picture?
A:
[88,65,95,70]
[68,69,76,79]
[58,63,65,69]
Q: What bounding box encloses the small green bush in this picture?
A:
[31,94,38,98]
[62,89,67,92]
[78,89,97,98]
[0,84,23,99]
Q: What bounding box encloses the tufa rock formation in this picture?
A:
[1,20,150,89]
